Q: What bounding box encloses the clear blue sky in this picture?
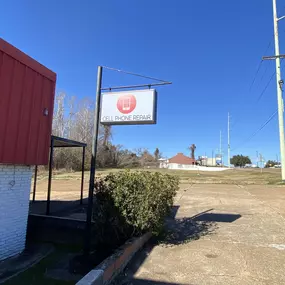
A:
[1,0,285,164]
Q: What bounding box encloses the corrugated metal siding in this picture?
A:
[0,39,56,165]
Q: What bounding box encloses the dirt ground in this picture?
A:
[120,183,285,285]
[31,178,89,202]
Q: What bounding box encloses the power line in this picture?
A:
[259,64,269,82]
[249,60,264,92]
[102,66,170,83]
[232,39,273,128]
[256,71,276,103]
[256,59,284,104]
[232,110,278,151]
[249,40,272,92]
[231,71,275,128]
[232,59,280,128]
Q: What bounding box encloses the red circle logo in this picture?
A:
[117,95,137,114]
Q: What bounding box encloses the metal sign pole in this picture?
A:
[46,137,54,215]
[80,146,86,205]
[32,165,38,202]
[84,66,103,255]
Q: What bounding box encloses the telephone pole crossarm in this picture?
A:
[263,55,285,60]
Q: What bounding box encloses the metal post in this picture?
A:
[220,130,222,166]
[228,112,230,168]
[84,66,103,255]
[80,146,86,205]
[273,0,285,181]
[256,151,259,168]
[32,165,38,202]
[46,137,54,215]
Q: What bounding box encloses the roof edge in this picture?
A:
[0,38,56,82]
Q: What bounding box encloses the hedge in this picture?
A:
[93,170,179,246]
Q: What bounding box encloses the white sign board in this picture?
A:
[100,89,157,125]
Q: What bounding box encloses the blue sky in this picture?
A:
[1,0,285,163]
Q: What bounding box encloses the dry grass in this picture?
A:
[34,167,284,186]
[162,168,283,185]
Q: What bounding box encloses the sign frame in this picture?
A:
[100,89,158,126]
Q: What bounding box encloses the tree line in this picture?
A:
[230,155,281,168]
[52,93,162,170]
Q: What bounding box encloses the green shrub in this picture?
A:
[93,170,179,246]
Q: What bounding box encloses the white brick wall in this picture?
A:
[0,164,32,260]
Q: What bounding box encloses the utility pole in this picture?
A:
[228,112,230,168]
[220,130,222,165]
[272,0,285,180]
[256,151,259,168]
[260,153,263,173]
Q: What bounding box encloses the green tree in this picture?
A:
[265,160,279,168]
[230,155,251,167]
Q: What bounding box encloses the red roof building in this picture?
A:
[168,153,195,165]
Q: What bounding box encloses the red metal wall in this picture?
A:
[0,38,56,165]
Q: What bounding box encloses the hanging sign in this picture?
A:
[100,89,157,125]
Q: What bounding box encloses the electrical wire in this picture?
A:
[249,40,272,92]
[249,60,264,92]
[231,39,273,128]
[259,64,269,82]
[256,59,284,104]
[256,71,276,103]
[232,109,278,151]
[102,66,170,83]
[231,69,275,128]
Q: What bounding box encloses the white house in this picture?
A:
[159,153,196,170]
[159,153,229,172]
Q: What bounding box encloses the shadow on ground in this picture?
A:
[192,212,241,223]
[158,217,217,246]
[117,207,244,284]
[117,208,218,284]
[157,208,218,246]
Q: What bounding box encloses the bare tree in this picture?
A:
[73,98,94,144]
[67,95,76,139]
[188,144,196,159]
[52,92,66,137]
[101,125,112,147]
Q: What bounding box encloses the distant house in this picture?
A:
[159,153,196,170]
[158,158,168,168]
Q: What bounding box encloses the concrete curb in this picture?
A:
[76,232,152,285]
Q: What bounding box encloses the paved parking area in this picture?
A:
[122,184,285,285]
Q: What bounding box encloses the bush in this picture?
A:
[93,170,179,246]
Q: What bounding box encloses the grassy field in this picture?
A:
[35,167,284,186]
